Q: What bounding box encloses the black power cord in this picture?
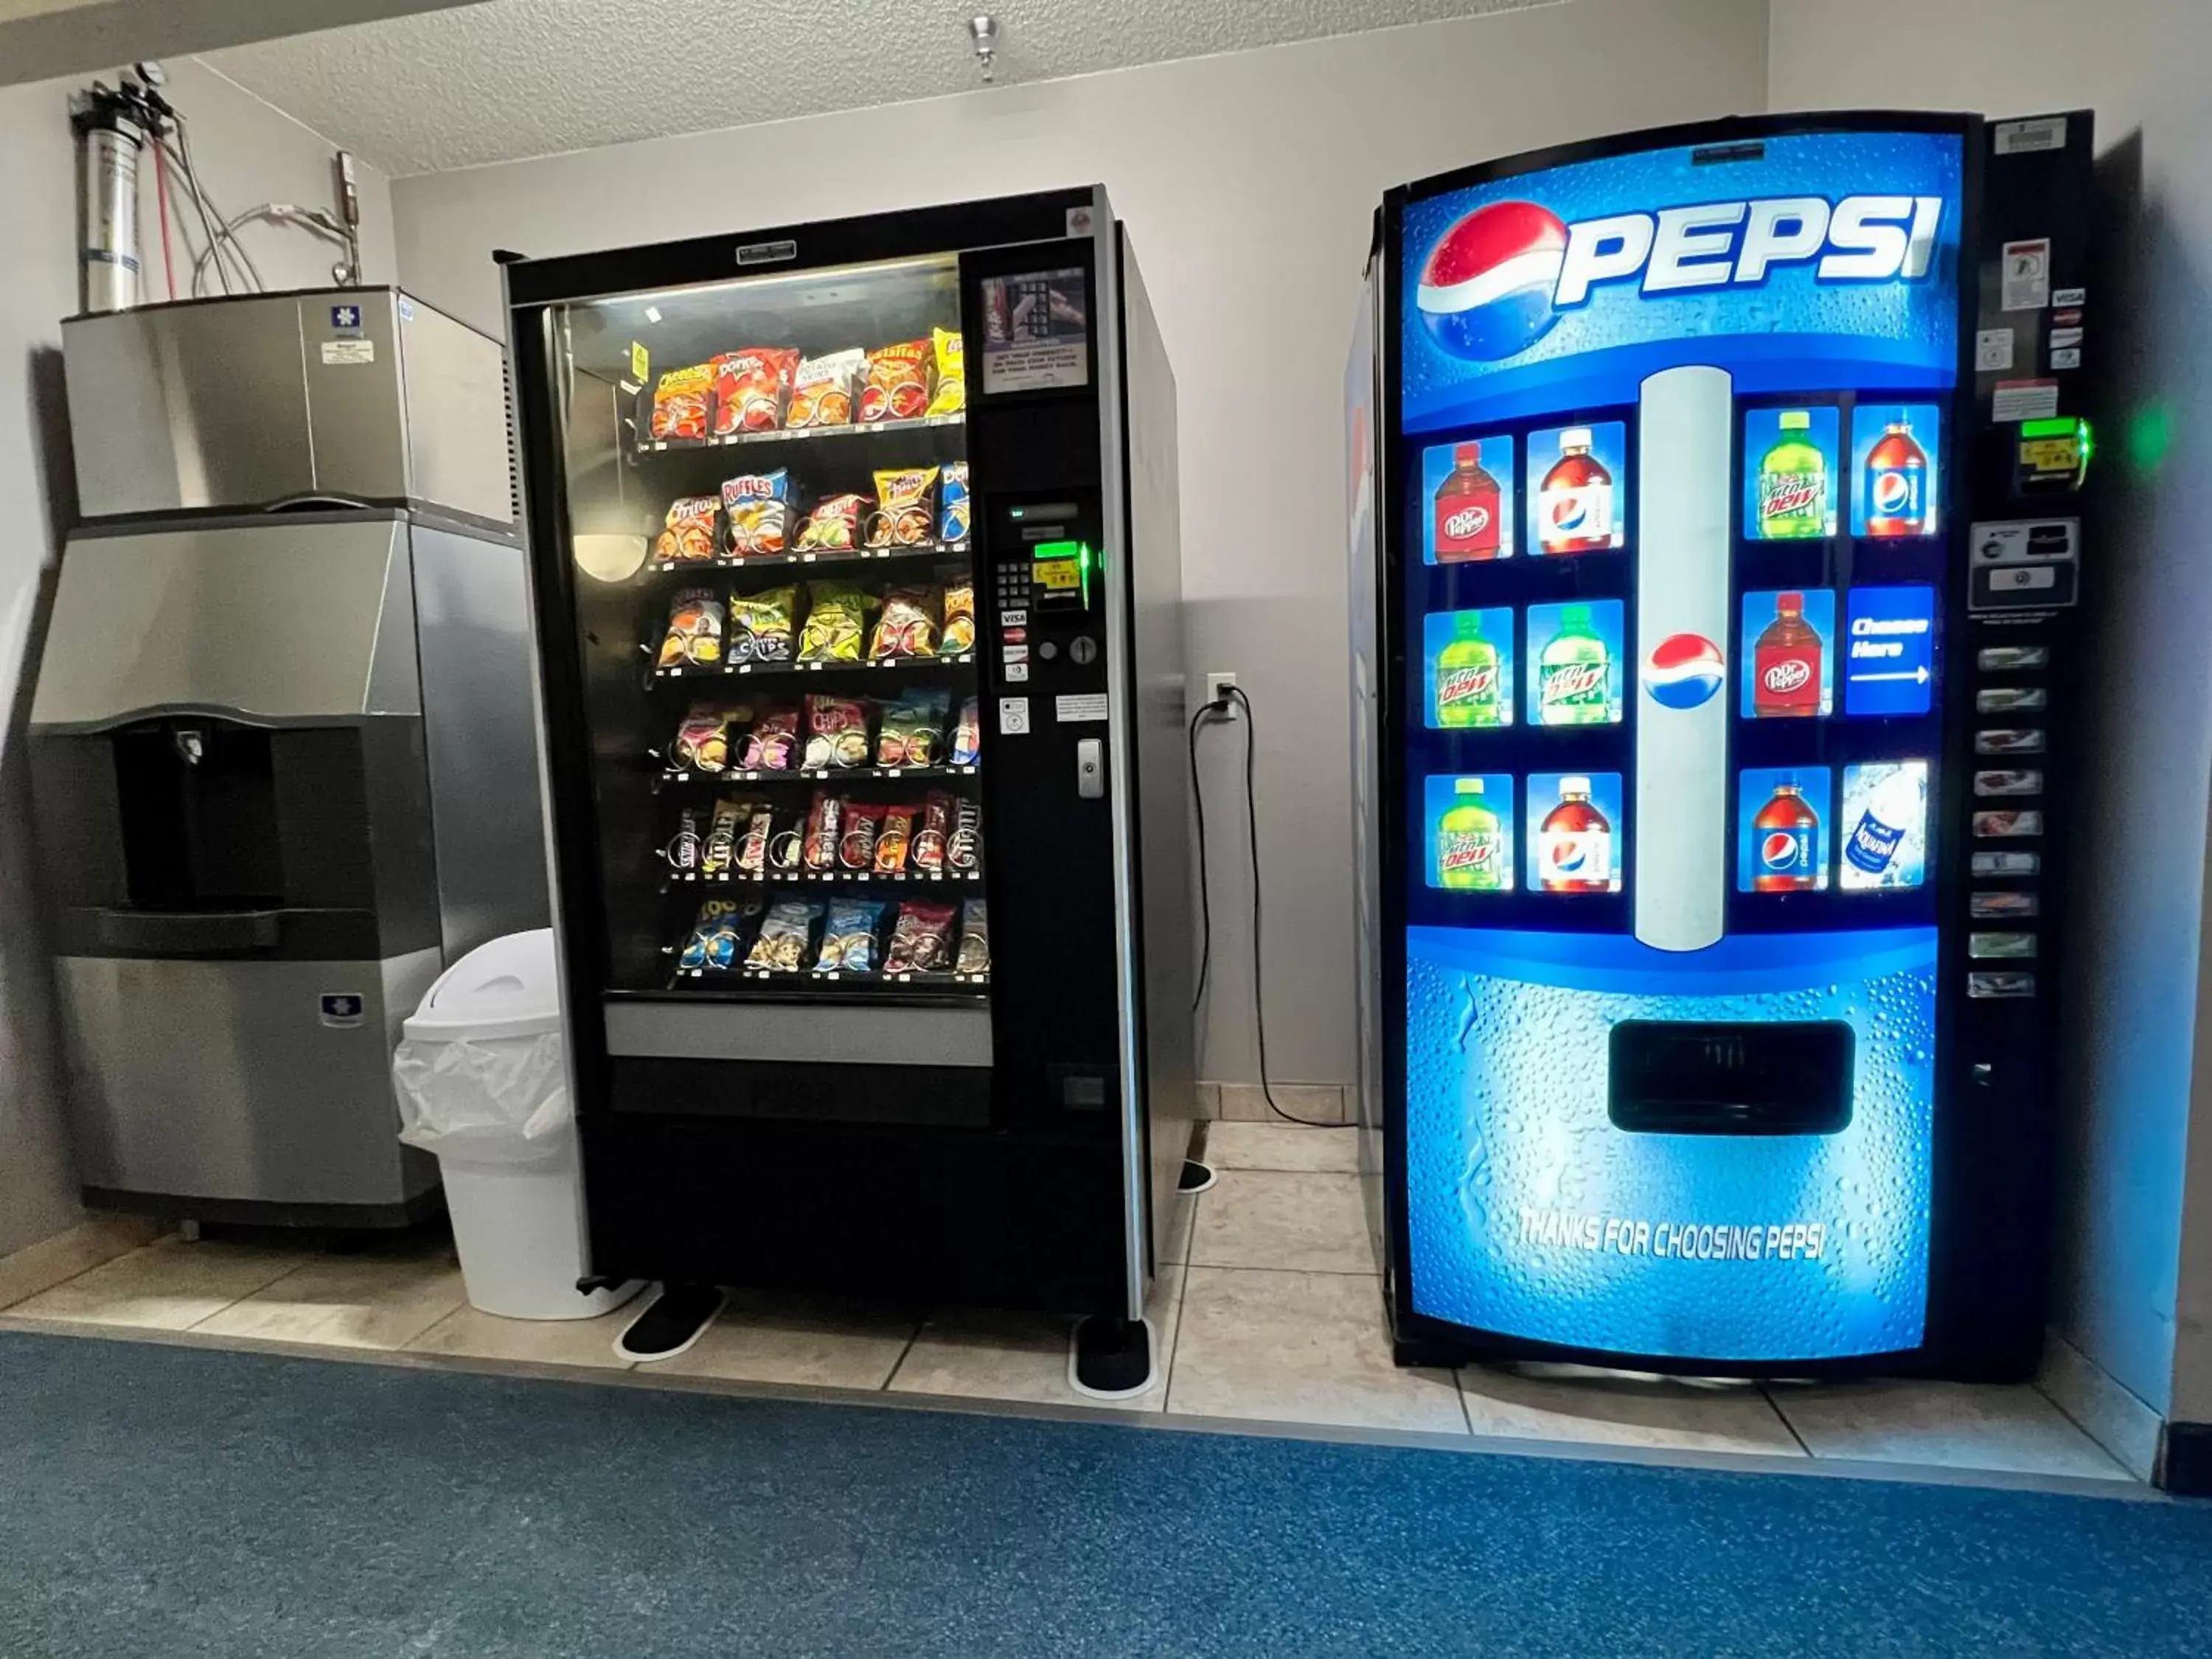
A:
[1189,683,1335,1129]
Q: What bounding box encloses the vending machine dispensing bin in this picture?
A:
[502,187,1192,1381]
[1349,113,2096,1379]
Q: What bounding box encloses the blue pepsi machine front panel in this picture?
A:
[1394,128,1962,1363]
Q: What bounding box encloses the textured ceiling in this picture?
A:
[204,0,1551,175]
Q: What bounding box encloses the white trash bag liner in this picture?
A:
[392,928,570,1166]
[393,1034,570,1163]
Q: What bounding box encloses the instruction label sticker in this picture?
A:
[320,339,375,366]
[1055,692,1110,724]
[1994,116,2067,155]
[2002,238,2051,311]
[1975,328,2015,372]
[998,696,1031,735]
[1992,379,2059,422]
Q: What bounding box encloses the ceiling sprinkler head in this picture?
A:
[969,15,999,83]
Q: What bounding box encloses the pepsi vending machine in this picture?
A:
[1349,113,2095,1377]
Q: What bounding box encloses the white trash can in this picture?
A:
[392,930,638,1321]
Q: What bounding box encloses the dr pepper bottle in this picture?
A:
[1752,591,1823,718]
[1433,442,1502,561]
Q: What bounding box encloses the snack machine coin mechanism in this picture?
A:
[1349,113,2095,1378]
[504,187,1193,1382]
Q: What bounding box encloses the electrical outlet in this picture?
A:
[1205,672,1239,714]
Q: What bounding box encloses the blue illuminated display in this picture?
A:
[1843,585,1938,717]
[1395,125,1959,1363]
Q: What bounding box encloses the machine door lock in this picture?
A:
[1076,737,1105,799]
[173,727,204,766]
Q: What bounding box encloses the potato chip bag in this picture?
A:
[925,327,965,416]
[869,584,939,661]
[720,470,789,557]
[798,581,872,662]
[860,339,931,423]
[938,462,970,545]
[648,363,714,442]
[787,348,864,429]
[710,347,799,436]
[866,467,939,550]
[939,563,974,655]
[658,588,724,668]
[728,585,795,664]
[653,495,719,563]
[795,493,867,553]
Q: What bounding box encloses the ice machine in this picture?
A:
[27,288,549,1226]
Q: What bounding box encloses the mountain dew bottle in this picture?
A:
[1537,604,1611,726]
[1434,614,1503,728]
[1436,778,1506,891]
[1758,410,1828,538]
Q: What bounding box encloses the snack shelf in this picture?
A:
[639,411,964,454]
[658,762,979,787]
[663,967,989,992]
[663,868,984,888]
[651,652,976,682]
[644,540,970,577]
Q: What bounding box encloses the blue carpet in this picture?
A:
[1,1332,2208,1658]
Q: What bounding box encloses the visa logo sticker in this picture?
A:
[1419,195,1947,363]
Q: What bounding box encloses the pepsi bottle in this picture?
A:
[1864,422,1931,538]
[1751,783,1819,892]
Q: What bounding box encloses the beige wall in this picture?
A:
[391,0,1770,1089]
[1775,0,2212,1422]
[0,56,394,1256]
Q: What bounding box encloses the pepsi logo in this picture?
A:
[1642,633,1724,709]
[1550,497,1588,532]
[1548,838,1590,874]
[1872,470,1914,514]
[1761,659,1812,695]
[1416,201,1570,362]
[1761,830,1805,871]
[1443,505,1490,540]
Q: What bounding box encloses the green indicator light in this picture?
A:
[2019,417,2073,438]
[2075,416,2096,478]
[1032,539,1079,560]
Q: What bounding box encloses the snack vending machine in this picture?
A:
[504,187,1192,1382]
[1349,114,2096,1377]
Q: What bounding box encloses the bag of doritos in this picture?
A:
[710,347,800,436]
[938,462,970,546]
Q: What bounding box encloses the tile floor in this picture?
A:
[0,1120,2136,1489]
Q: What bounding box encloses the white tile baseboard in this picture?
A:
[2037,1328,2162,1482]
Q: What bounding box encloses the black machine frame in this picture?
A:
[504,187,1193,1329]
